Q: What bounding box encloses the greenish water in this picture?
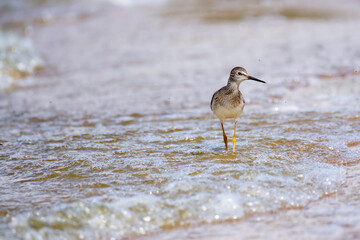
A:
[1,0,360,239]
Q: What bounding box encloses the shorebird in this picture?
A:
[211,67,266,152]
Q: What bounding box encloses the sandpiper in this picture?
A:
[211,67,266,152]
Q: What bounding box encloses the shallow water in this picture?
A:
[0,32,43,90]
[1,0,360,239]
[2,110,358,239]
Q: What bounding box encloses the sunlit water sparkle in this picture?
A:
[1,110,357,239]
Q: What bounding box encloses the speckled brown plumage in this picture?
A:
[210,66,266,151]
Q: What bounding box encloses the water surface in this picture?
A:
[1,0,360,239]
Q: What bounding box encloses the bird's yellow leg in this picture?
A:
[221,122,228,151]
[232,121,237,152]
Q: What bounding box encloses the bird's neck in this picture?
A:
[226,80,240,92]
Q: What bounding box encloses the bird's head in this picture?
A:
[229,66,266,85]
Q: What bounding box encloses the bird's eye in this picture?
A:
[238,72,242,75]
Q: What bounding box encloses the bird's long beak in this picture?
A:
[248,75,266,83]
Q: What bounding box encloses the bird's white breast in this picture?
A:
[213,102,244,122]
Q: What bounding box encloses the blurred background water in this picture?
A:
[0,0,360,239]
